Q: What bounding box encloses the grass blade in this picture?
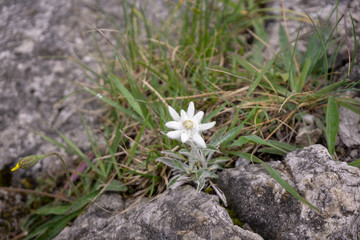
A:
[313,80,346,97]
[79,113,106,177]
[326,96,339,157]
[231,135,288,154]
[307,14,329,81]
[37,209,82,240]
[246,59,274,97]
[279,25,296,91]
[126,115,148,165]
[66,190,100,214]
[103,179,127,192]
[348,158,360,168]
[24,215,63,240]
[338,101,360,115]
[110,74,145,119]
[54,128,105,177]
[35,204,69,216]
[83,86,143,123]
[32,129,75,155]
[296,57,311,93]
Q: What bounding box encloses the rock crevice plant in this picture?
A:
[11,152,80,196]
[158,102,228,206]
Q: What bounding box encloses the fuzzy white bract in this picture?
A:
[165,102,216,148]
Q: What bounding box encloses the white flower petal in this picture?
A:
[199,121,216,131]
[187,102,195,117]
[168,106,181,121]
[192,133,206,148]
[166,130,182,140]
[181,132,190,143]
[165,121,183,130]
[193,111,204,123]
[180,110,188,120]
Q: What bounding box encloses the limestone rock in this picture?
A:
[338,105,360,147]
[0,0,172,183]
[55,186,263,240]
[295,126,322,146]
[217,145,360,240]
[293,114,322,146]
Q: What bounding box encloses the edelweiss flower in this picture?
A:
[165,102,216,148]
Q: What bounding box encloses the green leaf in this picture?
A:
[22,214,42,233]
[54,128,105,178]
[279,25,296,91]
[209,126,228,147]
[156,157,190,172]
[201,169,218,179]
[234,56,258,74]
[172,159,191,173]
[110,74,145,119]
[67,190,100,214]
[167,175,181,189]
[83,86,142,123]
[231,135,288,154]
[126,114,148,165]
[196,177,206,192]
[251,19,268,64]
[313,80,345,97]
[208,156,231,165]
[213,125,244,148]
[296,57,311,93]
[221,106,259,148]
[266,140,298,152]
[231,136,249,147]
[326,96,339,156]
[34,204,70,215]
[338,101,360,115]
[37,209,82,240]
[32,129,74,155]
[348,158,360,168]
[103,134,122,179]
[24,215,63,240]
[203,103,227,122]
[79,113,106,177]
[103,180,128,192]
[230,152,319,212]
[349,12,357,74]
[161,150,187,161]
[195,169,218,180]
[246,58,274,97]
[258,147,287,156]
[307,14,329,81]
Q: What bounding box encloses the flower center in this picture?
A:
[183,120,194,129]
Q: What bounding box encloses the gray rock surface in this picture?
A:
[0,0,171,182]
[295,114,322,146]
[217,145,360,240]
[338,104,360,147]
[0,0,101,180]
[55,185,263,240]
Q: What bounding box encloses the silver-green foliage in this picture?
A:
[157,144,229,192]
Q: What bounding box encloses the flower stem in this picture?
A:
[46,152,80,197]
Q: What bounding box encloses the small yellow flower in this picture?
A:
[11,155,42,171]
